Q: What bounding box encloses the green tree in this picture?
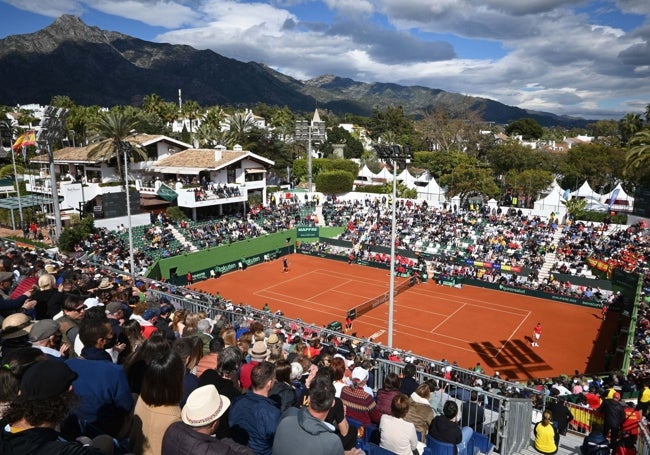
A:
[181,100,202,144]
[58,215,96,253]
[619,113,643,145]
[367,106,415,144]
[321,126,363,159]
[626,130,650,176]
[505,118,544,140]
[86,110,145,186]
[225,111,257,148]
[438,163,499,205]
[314,170,354,194]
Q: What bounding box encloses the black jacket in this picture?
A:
[0,424,104,454]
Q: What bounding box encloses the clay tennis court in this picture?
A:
[192,253,615,380]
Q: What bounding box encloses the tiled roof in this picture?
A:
[153,149,247,170]
[32,146,98,163]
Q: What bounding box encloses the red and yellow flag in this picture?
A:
[12,130,36,150]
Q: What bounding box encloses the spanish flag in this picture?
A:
[12,130,36,150]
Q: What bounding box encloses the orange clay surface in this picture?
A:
[192,253,616,380]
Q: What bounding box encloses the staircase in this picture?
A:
[517,431,583,455]
[537,227,565,281]
[314,203,326,227]
[168,225,198,252]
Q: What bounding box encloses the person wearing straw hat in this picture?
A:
[162,384,252,455]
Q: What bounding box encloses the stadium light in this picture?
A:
[294,111,326,193]
[373,143,412,348]
[36,106,70,240]
[119,130,138,277]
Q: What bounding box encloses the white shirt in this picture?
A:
[380,414,419,455]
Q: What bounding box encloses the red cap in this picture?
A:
[614,392,621,400]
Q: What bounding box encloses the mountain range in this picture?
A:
[0,15,590,128]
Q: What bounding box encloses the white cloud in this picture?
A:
[90,0,200,28]
[4,0,82,17]
[4,0,649,118]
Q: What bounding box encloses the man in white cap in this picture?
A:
[162,384,252,455]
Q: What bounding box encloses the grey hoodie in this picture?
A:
[272,407,344,455]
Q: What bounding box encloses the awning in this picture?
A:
[245,168,266,174]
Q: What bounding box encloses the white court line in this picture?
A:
[494,310,533,358]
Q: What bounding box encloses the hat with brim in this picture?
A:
[182,384,230,426]
[97,278,113,290]
[0,271,14,282]
[248,341,270,359]
[1,313,33,340]
[29,319,60,342]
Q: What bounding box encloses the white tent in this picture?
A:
[547,178,565,195]
[396,168,418,189]
[415,170,431,183]
[374,167,394,181]
[416,177,446,203]
[571,180,601,200]
[356,164,375,180]
[533,186,566,217]
[601,183,634,211]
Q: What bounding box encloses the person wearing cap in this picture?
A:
[240,340,270,390]
[0,359,107,454]
[597,391,626,443]
[139,307,160,339]
[30,319,67,360]
[340,366,381,425]
[162,385,253,455]
[229,361,281,455]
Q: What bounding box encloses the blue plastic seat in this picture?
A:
[471,432,494,454]
[426,435,456,455]
[365,443,398,455]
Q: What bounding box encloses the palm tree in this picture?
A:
[182,100,202,144]
[625,129,650,174]
[225,111,256,148]
[619,113,643,145]
[87,110,145,186]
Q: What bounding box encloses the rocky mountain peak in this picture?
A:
[0,15,127,55]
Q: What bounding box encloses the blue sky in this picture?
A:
[1,0,649,120]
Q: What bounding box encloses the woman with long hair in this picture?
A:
[122,331,171,395]
[269,359,296,412]
[129,350,184,455]
[172,337,202,406]
[117,319,145,365]
[376,372,402,417]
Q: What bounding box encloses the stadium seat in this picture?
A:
[426,435,456,455]
[471,432,494,454]
[365,443,399,455]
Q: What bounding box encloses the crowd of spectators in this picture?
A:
[0,232,649,453]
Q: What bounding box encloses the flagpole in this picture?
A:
[11,144,24,229]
